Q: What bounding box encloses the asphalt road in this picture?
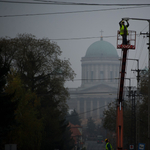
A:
[85,141,105,150]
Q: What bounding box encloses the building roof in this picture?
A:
[85,38,118,58]
[68,122,82,144]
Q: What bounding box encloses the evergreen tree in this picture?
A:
[67,109,81,125]
[87,117,96,136]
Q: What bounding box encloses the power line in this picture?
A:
[141,53,148,69]
[37,1,150,6]
[68,91,117,95]
[0,6,149,18]
[0,1,52,4]
[67,77,136,81]
[138,37,147,61]
[0,33,141,41]
[130,36,146,86]
[51,34,142,41]
[129,36,140,78]
[140,25,149,32]
[49,35,116,41]
[72,78,119,81]
[129,25,149,79]
[66,102,114,118]
[66,100,118,118]
[1,1,150,6]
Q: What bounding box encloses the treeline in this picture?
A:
[103,70,149,150]
[0,34,76,150]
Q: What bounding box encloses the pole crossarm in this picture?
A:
[122,17,150,22]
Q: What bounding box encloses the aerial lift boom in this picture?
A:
[116,23,136,150]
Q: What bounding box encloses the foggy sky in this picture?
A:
[0,0,150,88]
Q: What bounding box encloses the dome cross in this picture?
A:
[100,30,103,40]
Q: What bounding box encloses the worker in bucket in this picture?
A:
[119,19,129,45]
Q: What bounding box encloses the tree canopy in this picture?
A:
[0,49,17,149]
[102,69,149,150]
[0,34,76,150]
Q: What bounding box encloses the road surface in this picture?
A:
[85,141,105,150]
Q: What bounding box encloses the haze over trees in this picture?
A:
[103,69,149,150]
[0,34,76,150]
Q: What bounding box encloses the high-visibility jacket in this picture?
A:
[105,142,112,150]
[120,25,128,35]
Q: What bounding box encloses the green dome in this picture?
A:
[85,39,118,58]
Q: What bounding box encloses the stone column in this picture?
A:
[84,99,86,119]
[98,64,100,81]
[77,100,80,114]
[105,99,107,110]
[90,100,93,117]
[97,100,99,119]
[96,64,99,81]
[82,65,84,85]
[106,64,109,82]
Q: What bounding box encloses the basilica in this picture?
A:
[67,37,120,125]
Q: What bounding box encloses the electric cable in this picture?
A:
[129,25,149,86]
[72,78,122,81]
[141,53,148,69]
[1,1,150,6]
[66,100,116,118]
[131,37,146,86]
[49,35,116,41]
[37,1,150,6]
[66,93,139,119]
[140,25,149,33]
[49,33,141,41]
[46,34,142,41]
[138,38,147,61]
[0,6,149,18]
[66,77,136,81]
[68,91,117,95]
[129,35,140,78]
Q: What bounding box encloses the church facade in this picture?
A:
[67,38,120,125]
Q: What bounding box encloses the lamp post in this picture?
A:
[123,17,150,149]
[130,58,140,149]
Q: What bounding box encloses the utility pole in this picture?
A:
[126,79,136,149]
[123,17,150,149]
[131,90,136,150]
[131,59,140,148]
[119,60,139,149]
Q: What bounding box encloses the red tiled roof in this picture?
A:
[68,122,82,144]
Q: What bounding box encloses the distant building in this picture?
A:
[68,122,83,150]
[67,38,120,125]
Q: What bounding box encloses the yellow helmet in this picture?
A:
[105,138,108,142]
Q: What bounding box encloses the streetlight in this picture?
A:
[122,17,150,149]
